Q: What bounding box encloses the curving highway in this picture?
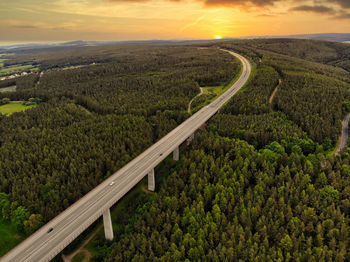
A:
[1,49,251,262]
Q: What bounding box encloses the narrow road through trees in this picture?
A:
[187,87,203,113]
[269,79,282,104]
[335,113,350,154]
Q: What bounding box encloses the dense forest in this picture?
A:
[241,39,350,72]
[84,40,350,261]
[1,39,350,261]
[218,40,350,145]
[0,45,240,246]
[101,132,349,261]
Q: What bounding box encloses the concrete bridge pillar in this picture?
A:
[187,133,195,144]
[103,208,114,241]
[148,169,155,191]
[190,133,195,141]
[173,146,179,161]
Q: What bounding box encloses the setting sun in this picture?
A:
[215,35,222,39]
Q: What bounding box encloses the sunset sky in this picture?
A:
[1,0,350,43]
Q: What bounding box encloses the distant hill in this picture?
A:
[0,39,215,51]
[285,33,350,42]
[222,33,350,43]
[1,33,349,52]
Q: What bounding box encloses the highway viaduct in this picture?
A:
[1,49,251,262]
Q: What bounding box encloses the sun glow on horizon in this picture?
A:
[1,0,350,42]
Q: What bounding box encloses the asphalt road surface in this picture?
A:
[1,49,251,262]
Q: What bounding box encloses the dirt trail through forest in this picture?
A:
[61,224,103,262]
[335,113,350,154]
[188,87,203,113]
[269,79,282,104]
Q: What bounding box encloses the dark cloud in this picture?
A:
[11,25,38,29]
[52,27,66,30]
[290,5,334,13]
[108,0,281,6]
[203,0,279,7]
[328,0,350,8]
[255,13,277,17]
[107,0,350,12]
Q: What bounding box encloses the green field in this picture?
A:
[202,56,244,101]
[72,253,86,262]
[0,219,24,257]
[0,59,6,67]
[0,102,37,115]
[0,64,39,77]
[0,86,16,93]
[190,58,245,113]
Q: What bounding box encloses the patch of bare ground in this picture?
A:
[141,185,155,194]
[269,79,282,104]
[62,224,103,262]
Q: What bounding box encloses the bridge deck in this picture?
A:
[1,50,251,262]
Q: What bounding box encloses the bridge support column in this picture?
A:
[187,133,195,144]
[103,208,114,241]
[148,169,155,191]
[173,146,179,161]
